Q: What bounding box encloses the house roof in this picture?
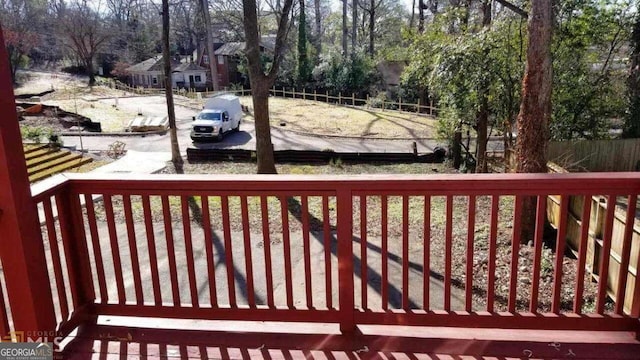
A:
[212,36,277,57]
[126,56,162,72]
[127,55,206,73]
[173,62,207,72]
[214,42,245,56]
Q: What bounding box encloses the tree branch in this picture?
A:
[495,0,527,19]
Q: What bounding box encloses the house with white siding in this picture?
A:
[126,55,208,89]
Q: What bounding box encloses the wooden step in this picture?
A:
[28,153,83,176]
[24,147,58,161]
[22,143,49,154]
[29,157,93,183]
[26,150,70,168]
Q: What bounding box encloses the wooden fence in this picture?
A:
[547,163,640,314]
[548,138,640,172]
[104,79,439,117]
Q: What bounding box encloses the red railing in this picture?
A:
[22,172,640,338]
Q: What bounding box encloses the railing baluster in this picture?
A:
[552,196,569,314]
[381,195,389,311]
[301,196,313,309]
[84,194,108,304]
[142,195,162,306]
[181,196,199,308]
[487,195,499,312]
[530,196,547,313]
[615,195,637,315]
[597,194,616,314]
[161,196,181,306]
[56,191,95,309]
[280,196,294,308]
[337,189,354,333]
[573,195,592,314]
[240,196,256,308]
[200,196,218,308]
[104,195,126,304]
[360,195,368,310]
[260,196,274,308]
[445,195,453,311]
[123,195,143,305]
[509,196,524,313]
[0,276,10,337]
[424,196,431,311]
[221,196,236,308]
[402,196,410,310]
[465,195,476,312]
[43,198,69,320]
[323,196,333,309]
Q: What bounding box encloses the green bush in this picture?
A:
[20,126,46,143]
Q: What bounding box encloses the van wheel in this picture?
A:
[216,130,223,142]
[233,121,240,132]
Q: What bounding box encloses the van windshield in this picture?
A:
[198,112,221,121]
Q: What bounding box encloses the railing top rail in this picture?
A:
[31,174,70,201]
[56,172,640,195]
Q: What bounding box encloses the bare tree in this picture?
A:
[200,0,220,91]
[59,0,111,86]
[515,0,552,242]
[314,0,322,54]
[243,0,295,173]
[474,0,491,173]
[352,0,357,51]
[342,0,348,55]
[162,0,182,164]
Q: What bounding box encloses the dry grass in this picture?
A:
[52,99,139,132]
[236,97,436,139]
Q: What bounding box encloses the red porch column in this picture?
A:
[0,26,57,333]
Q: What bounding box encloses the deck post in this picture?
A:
[337,188,355,334]
[0,26,57,335]
[56,188,96,309]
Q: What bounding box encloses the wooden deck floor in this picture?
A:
[60,317,640,359]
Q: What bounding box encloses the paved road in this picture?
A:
[61,95,503,155]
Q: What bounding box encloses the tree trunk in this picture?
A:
[200,0,219,91]
[297,0,310,84]
[515,0,552,243]
[342,0,348,55]
[162,0,182,165]
[475,0,491,173]
[418,0,424,32]
[352,0,357,51]
[86,57,96,86]
[314,0,322,55]
[252,84,277,173]
[243,0,294,174]
[410,0,415,29]
[624,15,640,138]
[475,103,488,173]
[368,0,374,56]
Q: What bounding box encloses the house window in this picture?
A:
[203,55,209,64]
[152,76,158,85]
[195,75,202,83]
[217,55,224,65]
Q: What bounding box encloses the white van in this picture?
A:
[190,94,242,142]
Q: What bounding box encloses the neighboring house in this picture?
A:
[376,60,406,89]
[197,35,276,88]
[126,55,208,89]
